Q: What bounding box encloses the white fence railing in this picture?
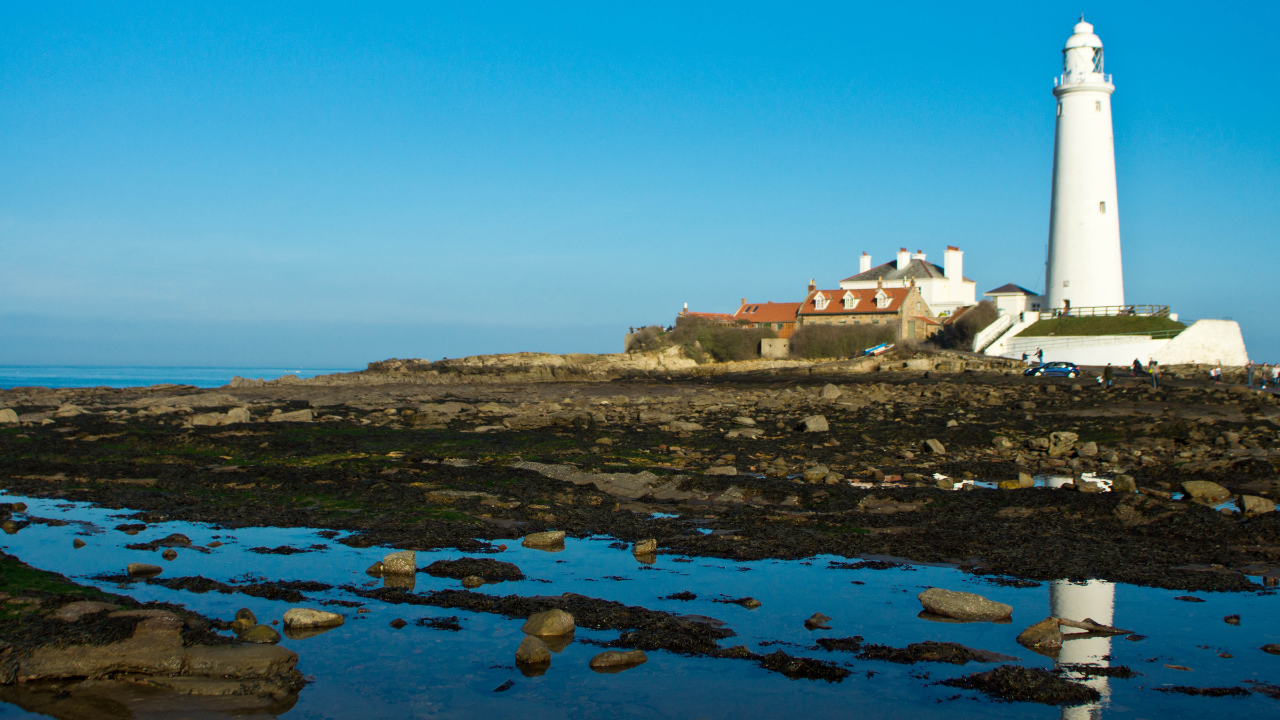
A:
[972,314,1013,354]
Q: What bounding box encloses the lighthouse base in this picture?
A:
[1000,319,1249,368]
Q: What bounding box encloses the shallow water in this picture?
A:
[0,366,355,390]
[0,494,1277,719]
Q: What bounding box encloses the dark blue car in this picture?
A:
[1024,361,1081,378]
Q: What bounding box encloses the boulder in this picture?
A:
[804,612,832,629]
[234,608,257,624]
[633,539,657,555]
[72,539,86,549]
[522,530,566,548]
[797,415,829,433]
[666,421,704,432]
[127,563,162,577]
[0,408,18,424]
[1076,441,1098,458]
[268,409,313,423]
[589,649,647,671]
[732,417,757,426]
[992,436,1013,450]
[703,466,738,476]
[382,551,417,575]
[365,561,385,576]
[161,549,177,561]
[515,635,551,666]
[1181,480,1230,502]
[461,575,485,588]
[1016,617,1063,651]
[1238,495,1275,516]
[802,466,831,483]
[1017,472,1035,488]
[1112,475,1136,493]
[924,439,945,455]
[918,588,1012,622]
[226,407,252,424]
[725,428,763,440]
[522,609,575,636]
[51,601,121,622]
[997,480,1021,490]
[240,625,281,644]
[1262,644,1280,655]
[1048,432,1079,458]
[282,608,344,629]
[820,384,843,400]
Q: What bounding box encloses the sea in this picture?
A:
[0,366,357,390]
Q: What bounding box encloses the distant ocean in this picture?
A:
[0,367,358,390]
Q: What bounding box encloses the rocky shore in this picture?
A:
[0,551,303,718]
[1,348,1277,592]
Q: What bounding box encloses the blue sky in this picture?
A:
[2,2,1276,366]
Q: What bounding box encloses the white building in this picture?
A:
[983,284,1042,317]
[1045,19,1125,311]
[838,246,975,316]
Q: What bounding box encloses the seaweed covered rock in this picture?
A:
[423,558,524,582]
[943,665,1100,705]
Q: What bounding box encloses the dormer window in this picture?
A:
[813,293,829,311]
[842,291,858,310]
[874,290,890,309]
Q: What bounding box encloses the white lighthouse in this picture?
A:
[1045,19,1124,311]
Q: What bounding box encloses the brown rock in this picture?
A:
[1016,617,1063,651]
[515,635,551,666]
[522,608,575,636]
[589,649,647,672]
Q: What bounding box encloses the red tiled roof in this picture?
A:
[798,287,911,316]
[912,315,943,326]
[733,301,801,324]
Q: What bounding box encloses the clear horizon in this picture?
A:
[2,2,1276,366]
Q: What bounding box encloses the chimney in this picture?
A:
[944,246,963,303]
[683,302,688,312]
[896,247,910,269]
[807,279,816,293]
[741,298,747,307]
[911,249,926,261]
[859,252,871,274]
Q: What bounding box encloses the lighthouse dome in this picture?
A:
[1064,20,1103,50]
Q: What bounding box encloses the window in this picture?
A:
[874,290,890,309]
[1057,103,1062,117]
[813,293,828,311]
[1095,101,1101,112]
[842,291,858,309]
[1099,201,1106,213]
[1063,280,1070,288]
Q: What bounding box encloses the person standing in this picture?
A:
[1272,363,1279,389]
[1151,363,1161,390]
[1247,361,1255,389]
[1036,348,1044,365]
[1022,351,1029,366]
[1103,363,1114,389]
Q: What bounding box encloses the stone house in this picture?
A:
[796,280,938,341]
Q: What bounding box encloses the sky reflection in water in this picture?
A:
[0,495,1276,719]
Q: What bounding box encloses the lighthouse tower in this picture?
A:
[1045,19,1124,311]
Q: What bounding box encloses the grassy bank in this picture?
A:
[1017,316,1185,338]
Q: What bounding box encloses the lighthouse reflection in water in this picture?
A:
[1051,580,1116,719]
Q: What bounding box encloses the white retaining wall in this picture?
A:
[1152,319,1249,366]
[1001,319,1249,367]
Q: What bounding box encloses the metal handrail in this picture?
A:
[1037,305,1169,320]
